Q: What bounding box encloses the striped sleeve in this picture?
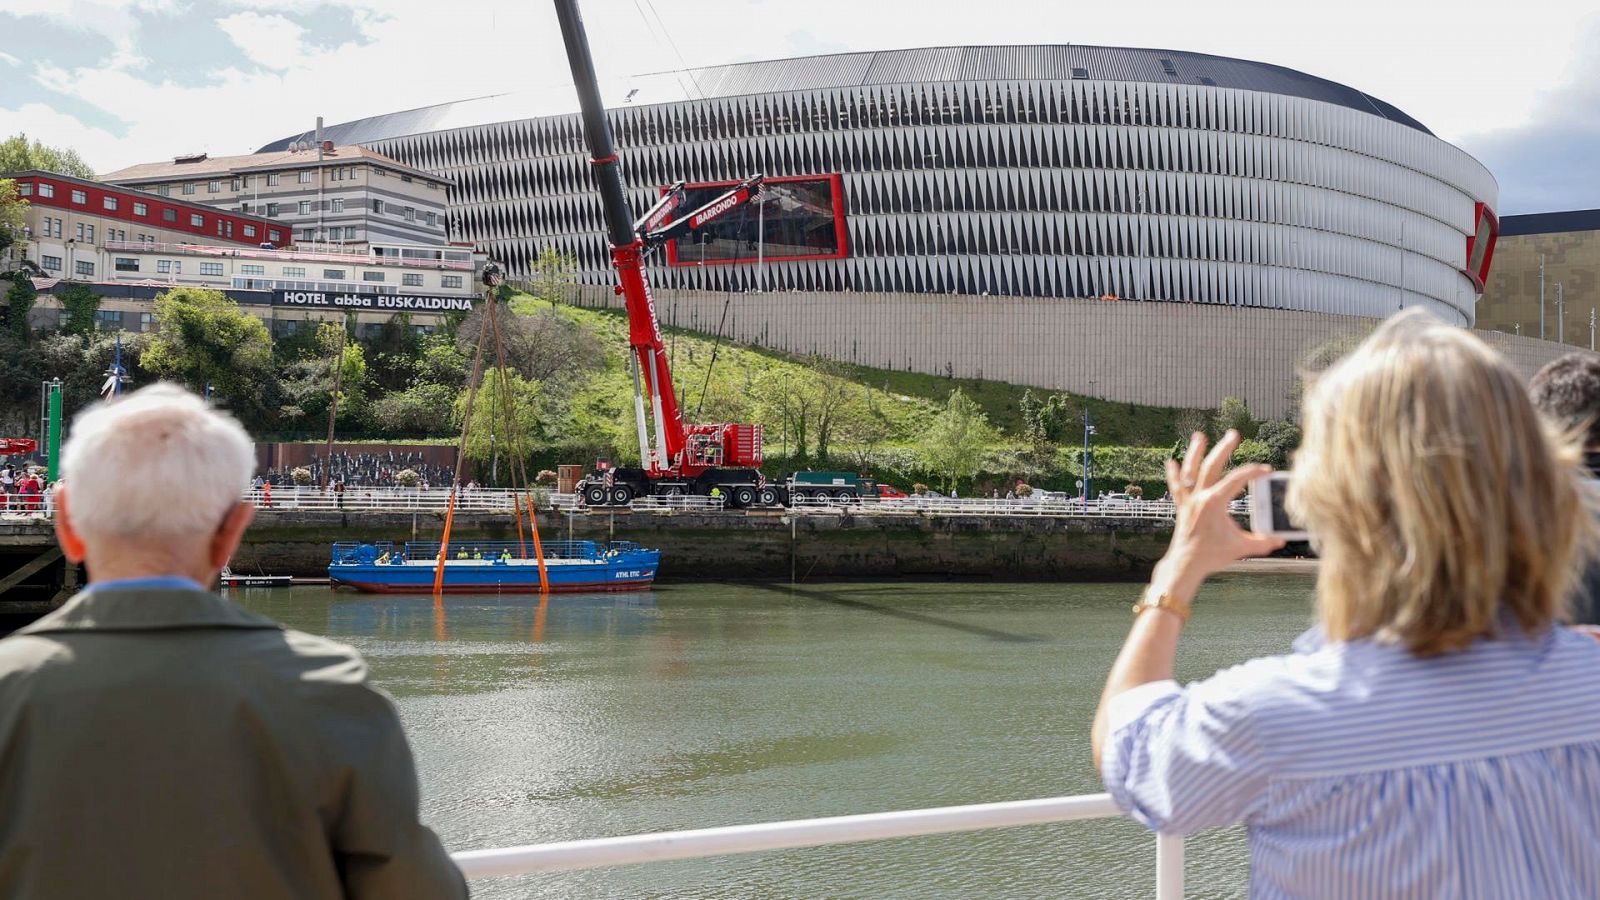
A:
[1100,665,1275,834]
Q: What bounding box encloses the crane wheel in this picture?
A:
[758,487,780,507]
[609,485,634,505]
[583,484,609,506]
[732,486,756,508]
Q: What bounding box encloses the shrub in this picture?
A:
[535,469,558,486]
[395,468,421,487]
[1015,482,1033,497]
[291,467,313,486]
[912,482,929,495]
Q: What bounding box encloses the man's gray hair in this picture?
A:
[61,383,254,539]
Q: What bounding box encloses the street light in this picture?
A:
[1081,380,1098,503]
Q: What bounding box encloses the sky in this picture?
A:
[0,0,1595,215]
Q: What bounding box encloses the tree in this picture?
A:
[1255,419,1302,470]
[371,384,456,435]
[759,369,818,462]
[142,287,277,424]
[3,273,36,341]
[277,324,367,429]
[456,367,544,467]
[1213,396,1255,438]
[459,300,602,384]
[841,382,893,473]
[918,387,998,492]
[0,179,26,257]
[809,357,857,463]
[528,246,577,307]
[0,134,97,180]
[57,282,101,336]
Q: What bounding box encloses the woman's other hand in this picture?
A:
[1153,430,1287,597]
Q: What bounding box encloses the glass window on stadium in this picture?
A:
[664,174,847,267]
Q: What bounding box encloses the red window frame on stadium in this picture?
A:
[662,173,848,267]
[1465,202,1499,291]
[14,173,284,247]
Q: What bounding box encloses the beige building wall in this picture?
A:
[1478,230,1600,344]
[573,286,1592,420]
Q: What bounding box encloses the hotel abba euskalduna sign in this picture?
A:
[272,290,477,312]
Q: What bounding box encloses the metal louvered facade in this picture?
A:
[338,46,1495,325]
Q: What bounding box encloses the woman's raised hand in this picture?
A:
[1155,430,1286,597]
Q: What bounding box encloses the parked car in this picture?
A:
[877,484,908,499]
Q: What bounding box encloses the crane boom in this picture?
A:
[555,0,769,511]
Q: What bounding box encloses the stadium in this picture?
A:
[260,45,1541,416]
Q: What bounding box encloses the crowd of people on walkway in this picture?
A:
[256,451,455,489]
[0,463,50,514]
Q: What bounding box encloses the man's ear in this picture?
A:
[209,502,255,571]
[53,486,87,564]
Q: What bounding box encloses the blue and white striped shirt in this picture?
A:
[1102,623,1600,898]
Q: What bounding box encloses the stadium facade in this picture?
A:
[264,45,1500,326]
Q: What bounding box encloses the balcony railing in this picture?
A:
[449,792,1185,897]
[101,240,474,270]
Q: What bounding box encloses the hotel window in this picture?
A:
[403,207,415,222]
[372,199,382,213]
[240,264,265,275]
[327,227,342,240]
[363,271,384,282]
[37,183,53,198]
[268,230,281,243]
[402,273,423,287]
[426,211,437,227]
[442,275,463,288]
[243,225,256,238]
[74,260,95,277]
[139,312,155,332]
[156,185,170,196]
[71,190,86,204]
[298,171,313,184]
[103,196,117,211]
[86,224,94,242]
[402,174,412,183]
[182,183,196,195]
[163,209,177,222]
[267,174,280,186]
[199,262,224,276]
[157,260,171,273]
[133,201,148,216]
[75,223,84,241]
[266,202,279,217]
[283,267,306,277]
[344,226,360,240]
[95,309,122,330]
[114,257,139,272]
[298,200,311,215]
[41,255,61,271]
[331,198,344,213]
[240,202,251,213]
[230,178,240,191]
[242,175,253,188]
[217,221,224,236]
[16,183,31,197]
[323,269,346,279]
[208,181,221,193]
[190,214,204,227]
[302,228,315,242]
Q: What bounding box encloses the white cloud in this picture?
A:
[216,11,307,70]
[0,102,125,159]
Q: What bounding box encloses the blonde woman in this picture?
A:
[1093,310,1600,896]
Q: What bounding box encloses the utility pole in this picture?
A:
[1557,282,1565,345]
[1540,255,1546,340]
[755,193,766,294]
[1080,381,1097,503]
[316,116,326,247]
[321,324,346,490]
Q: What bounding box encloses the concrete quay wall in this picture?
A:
[234,509,1175,581]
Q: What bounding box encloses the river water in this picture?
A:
[237,576,1318,899]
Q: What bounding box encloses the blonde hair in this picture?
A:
[1288,310,1597,655]
[61,383,254,541]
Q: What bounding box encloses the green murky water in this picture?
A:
[237,576,1317,898]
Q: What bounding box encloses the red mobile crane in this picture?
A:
[555,0,780,509]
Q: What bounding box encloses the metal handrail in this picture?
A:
[450,792,1184,897]
[102,240,473,269]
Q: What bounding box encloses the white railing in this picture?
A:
[230,488,1239,520]
[450,792,1184,898]
[102,240,473,269]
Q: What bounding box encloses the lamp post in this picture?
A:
[1081,380,1098,503]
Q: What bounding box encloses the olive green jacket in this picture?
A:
[0,587,468,899]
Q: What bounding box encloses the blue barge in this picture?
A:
[329,540,660,594]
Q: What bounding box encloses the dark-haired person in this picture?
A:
[1530,351,1600,625]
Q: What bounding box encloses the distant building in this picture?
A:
[101,145,450,248]
[2,169,481,338]
[1477,209,1600,347]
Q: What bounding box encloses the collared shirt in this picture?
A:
[1102,624,1600,899]
[81,575,205,595]
[0,586,467,900]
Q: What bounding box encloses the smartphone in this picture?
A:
[1249,472,1309,540]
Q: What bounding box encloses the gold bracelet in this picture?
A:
[1132,591,1190,625]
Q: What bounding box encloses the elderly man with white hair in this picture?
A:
[0,384,467,899]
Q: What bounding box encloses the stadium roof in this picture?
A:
[1500,209,1600,237]
[257,43,1429,152]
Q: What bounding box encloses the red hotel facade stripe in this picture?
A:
[14,173,286,247]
